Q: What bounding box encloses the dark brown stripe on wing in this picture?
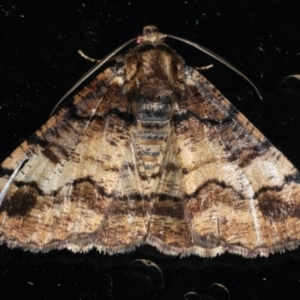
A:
[24,108,134,165]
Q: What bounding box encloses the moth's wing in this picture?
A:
[145,125,191,255]
[174,67,300,257]
[0,68,149,253]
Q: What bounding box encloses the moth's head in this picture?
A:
[137,25,166,44]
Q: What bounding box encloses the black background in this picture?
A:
[1,0,300,299]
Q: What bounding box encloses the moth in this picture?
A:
[1,25,300,258]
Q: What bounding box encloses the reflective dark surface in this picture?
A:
[1,1,300,299]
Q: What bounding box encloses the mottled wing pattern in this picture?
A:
[2,24,300,258]
[0,68,150,253]
[169,67,300,257]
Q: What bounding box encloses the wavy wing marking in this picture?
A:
[173,68,300,257]
[0,68,149,253]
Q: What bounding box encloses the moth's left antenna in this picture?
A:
[50,37,137,116]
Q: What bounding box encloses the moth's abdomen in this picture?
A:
[134,114,172,180]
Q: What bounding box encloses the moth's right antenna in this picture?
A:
[167,34,262,100]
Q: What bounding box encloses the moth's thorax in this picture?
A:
[121,44,186,104]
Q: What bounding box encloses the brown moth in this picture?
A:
[1,26,300,258]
